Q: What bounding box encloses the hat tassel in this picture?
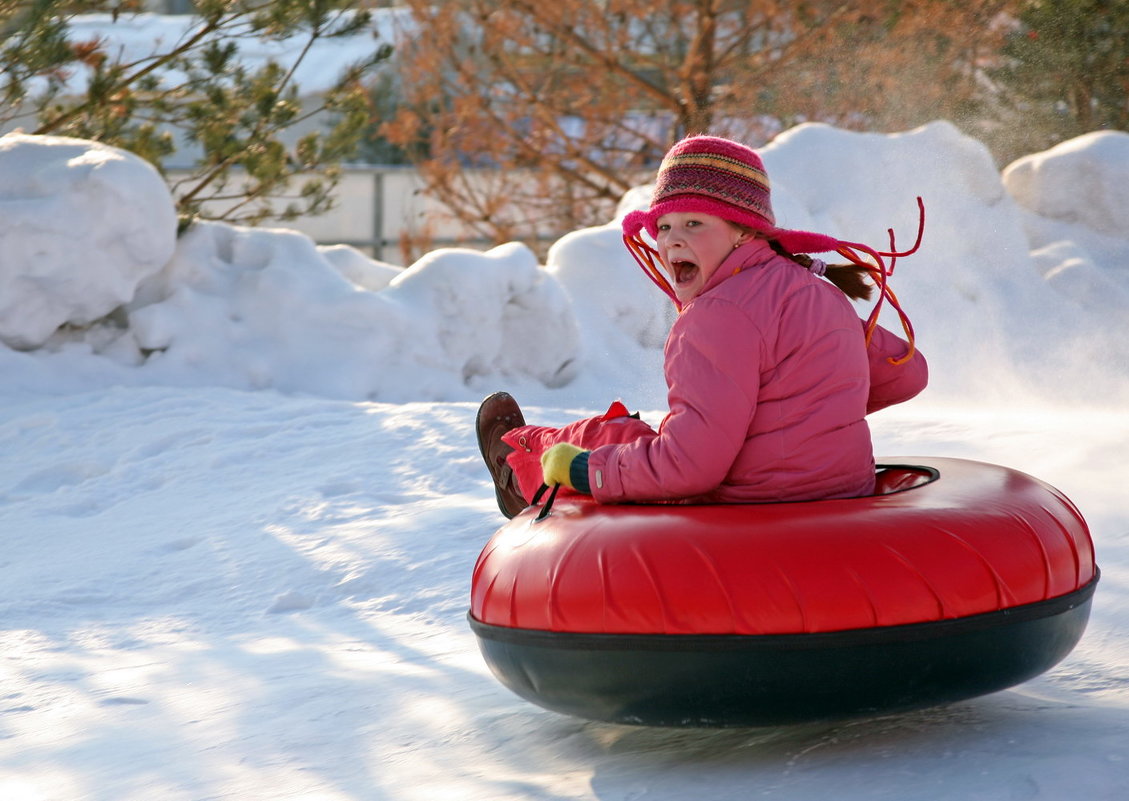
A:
[836,197,925,366]
[624,233,681,309]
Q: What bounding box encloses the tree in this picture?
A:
[382,0,1011,252]
[780,1,1016,134]
[1,0,393,228]
[987,0,1129,162]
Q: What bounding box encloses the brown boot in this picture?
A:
[475,391,528,518]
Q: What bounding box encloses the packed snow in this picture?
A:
[1,120,1128,800]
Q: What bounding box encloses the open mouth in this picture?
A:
[671,260,699,285]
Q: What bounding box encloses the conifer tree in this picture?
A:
[989,0,1129,161]
[1,0,392,229]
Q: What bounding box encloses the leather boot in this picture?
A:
[475,391,528,518]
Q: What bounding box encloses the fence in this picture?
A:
[168,164,567,266]
[281,166,432,264]
[167,165,478,265]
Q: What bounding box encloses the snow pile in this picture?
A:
[128,225,578,401]
[1003,131,1129,342]
[0,134,176,349]
[4,120,1129,409]
[761,121,1129,402]
[544,218,673,400]
[1004,130,1129,237]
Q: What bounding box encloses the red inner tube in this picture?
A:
[471,457,1097,636]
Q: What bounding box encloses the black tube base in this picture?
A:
[469,577,1097,728]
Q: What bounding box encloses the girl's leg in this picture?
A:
[502,400,657,502]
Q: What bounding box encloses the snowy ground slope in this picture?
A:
[0,392,1126,801]
[2,122,1129,799]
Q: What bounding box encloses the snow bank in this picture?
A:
[380,241,579,396]
[122,225,578,401]
[544,219,673,402]
[4,122,1129,407]
[1004,131,1129,237]
[1002,132,1129,371]
[0,133,176,350]
[759,121,1119,402]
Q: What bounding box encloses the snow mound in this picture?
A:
[318,243,402,292]
[0,133,176,349]
[120,227,578,400]
[384,241,580,396]
[1004,131,1129,237]
[546,222,672,351]
[4,123,1129,406]
[1001,131,1129,388]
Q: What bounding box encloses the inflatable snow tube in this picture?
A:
[469,457,1098,727]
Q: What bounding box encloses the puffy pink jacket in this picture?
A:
[586,239,927,503]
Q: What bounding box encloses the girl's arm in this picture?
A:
[866,323,928,414]
[589,300,760,501]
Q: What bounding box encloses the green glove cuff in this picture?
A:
[569,451,591,494]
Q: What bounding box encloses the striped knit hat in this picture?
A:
[621,134,925,364]
[621,135,840,254]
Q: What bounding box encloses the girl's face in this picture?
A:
[655,212,748,304]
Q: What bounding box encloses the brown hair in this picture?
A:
[765,239,873,301]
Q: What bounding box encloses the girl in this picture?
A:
[477,134,927,517]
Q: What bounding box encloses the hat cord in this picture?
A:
[835,196,925,366]
[624,233,681,308]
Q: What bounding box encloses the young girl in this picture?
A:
[477,134,927,517]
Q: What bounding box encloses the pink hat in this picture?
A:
[621,135,841,254]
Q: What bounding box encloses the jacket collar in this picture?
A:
[696,238,777,298]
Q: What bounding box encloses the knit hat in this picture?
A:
[621,134,924,363]
[621,135,841,254]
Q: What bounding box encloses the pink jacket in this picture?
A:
[587,239,927,503]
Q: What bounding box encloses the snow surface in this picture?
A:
[1,121,1128,800]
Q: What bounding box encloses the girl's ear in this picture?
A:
[730,224,755,247]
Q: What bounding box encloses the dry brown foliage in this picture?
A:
[385,0,1016,253]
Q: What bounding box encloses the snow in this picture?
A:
[1,119,1128,800]
[0,134,176,350]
